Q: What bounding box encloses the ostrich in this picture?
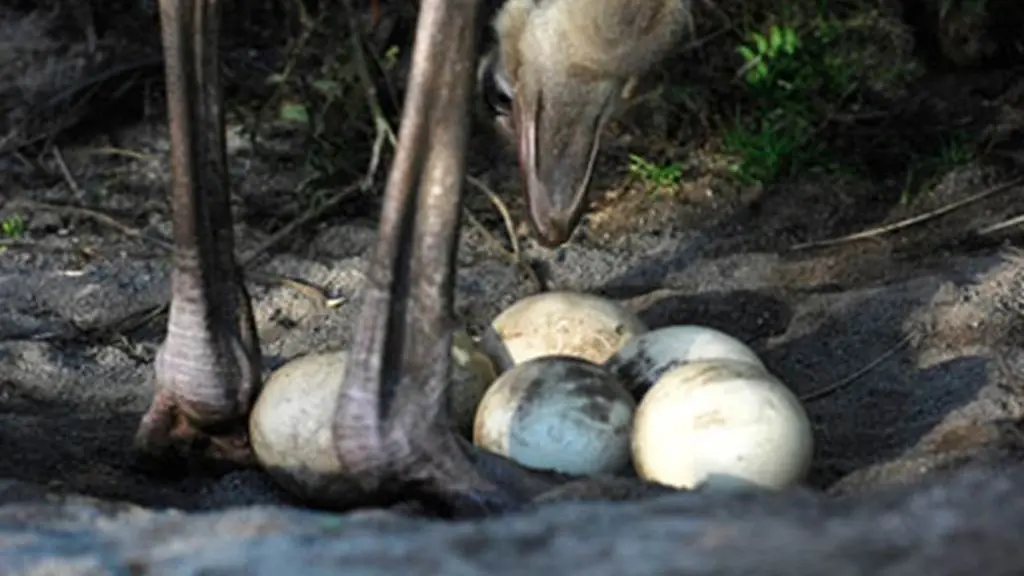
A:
[134,0,689,514]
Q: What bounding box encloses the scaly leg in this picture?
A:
[135,0,262,472]
[331,0,675,517]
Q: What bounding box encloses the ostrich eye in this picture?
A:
[479,51,514,117]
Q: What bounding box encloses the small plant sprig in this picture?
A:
[724,20,855,185]
[628,154,685,190]
[2,214,25,239]
[0,214,26,254]
[736,25,801,88]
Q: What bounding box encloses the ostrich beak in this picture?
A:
[512,77,620,247]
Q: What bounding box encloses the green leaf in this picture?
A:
[753,32,768,55]
[279,103,310,125]
[737,45,757,63]
[311,79,342,97]
[782,28,799,53]
[769,25,783,55]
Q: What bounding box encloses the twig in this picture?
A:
[799,334,914,403]
[466,175,522,258]
[462,209,542,291]
[0,239,37,249]
[790,176,1024,251]
[11,151,35,172]
[363,121,392,190]
[976,213,1024,236]
[246,271,348,308]
[81,147,160,163]
[51,146,86,197]
[464,175,544,291]
[106,305,168,341]
[7,199,174,252]
[340,0,398,191]
[0,238,92,254]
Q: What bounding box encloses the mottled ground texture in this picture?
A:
[2,1,1024,574]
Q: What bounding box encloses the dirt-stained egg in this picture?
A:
[250,334,497,501]
[479,291,647,372]
[605,325,765,401]
[473,355,636,477]
[631,359,813,492]
[249,351,352,503]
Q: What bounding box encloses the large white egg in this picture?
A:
[249,351,352,503]
[250,333,496,501]
[479,291,647,372]
[605,325,765,401]
[473,355,636,476]
[631,359,813,492]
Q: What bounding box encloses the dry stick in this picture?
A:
[790,176,1024,251]
[246,270,348,308]
[976,213,1024,236]
[462,208,543,292]
[7,198,174,253]
[81,147,160,163]
[466,175,522,257]
[798,334,914,403]
[51,146,87,197]
[464,175,545,291]
[0,238,91,253]
[364,118,393,188]
[340,0,398,191]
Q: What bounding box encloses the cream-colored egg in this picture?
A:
[450,328,499,438]
[631,359,813,492]
[473,356,636,476]
[479,291,647,372]
[250,336,497,500]
[605,325,765,401]
[249,351,352,503]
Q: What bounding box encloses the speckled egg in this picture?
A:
[479,291,647,372]
[473,355,636,476]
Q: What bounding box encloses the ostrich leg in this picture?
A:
[332,0,675,516]
[135,0,262,469]
[332,0,555,513]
